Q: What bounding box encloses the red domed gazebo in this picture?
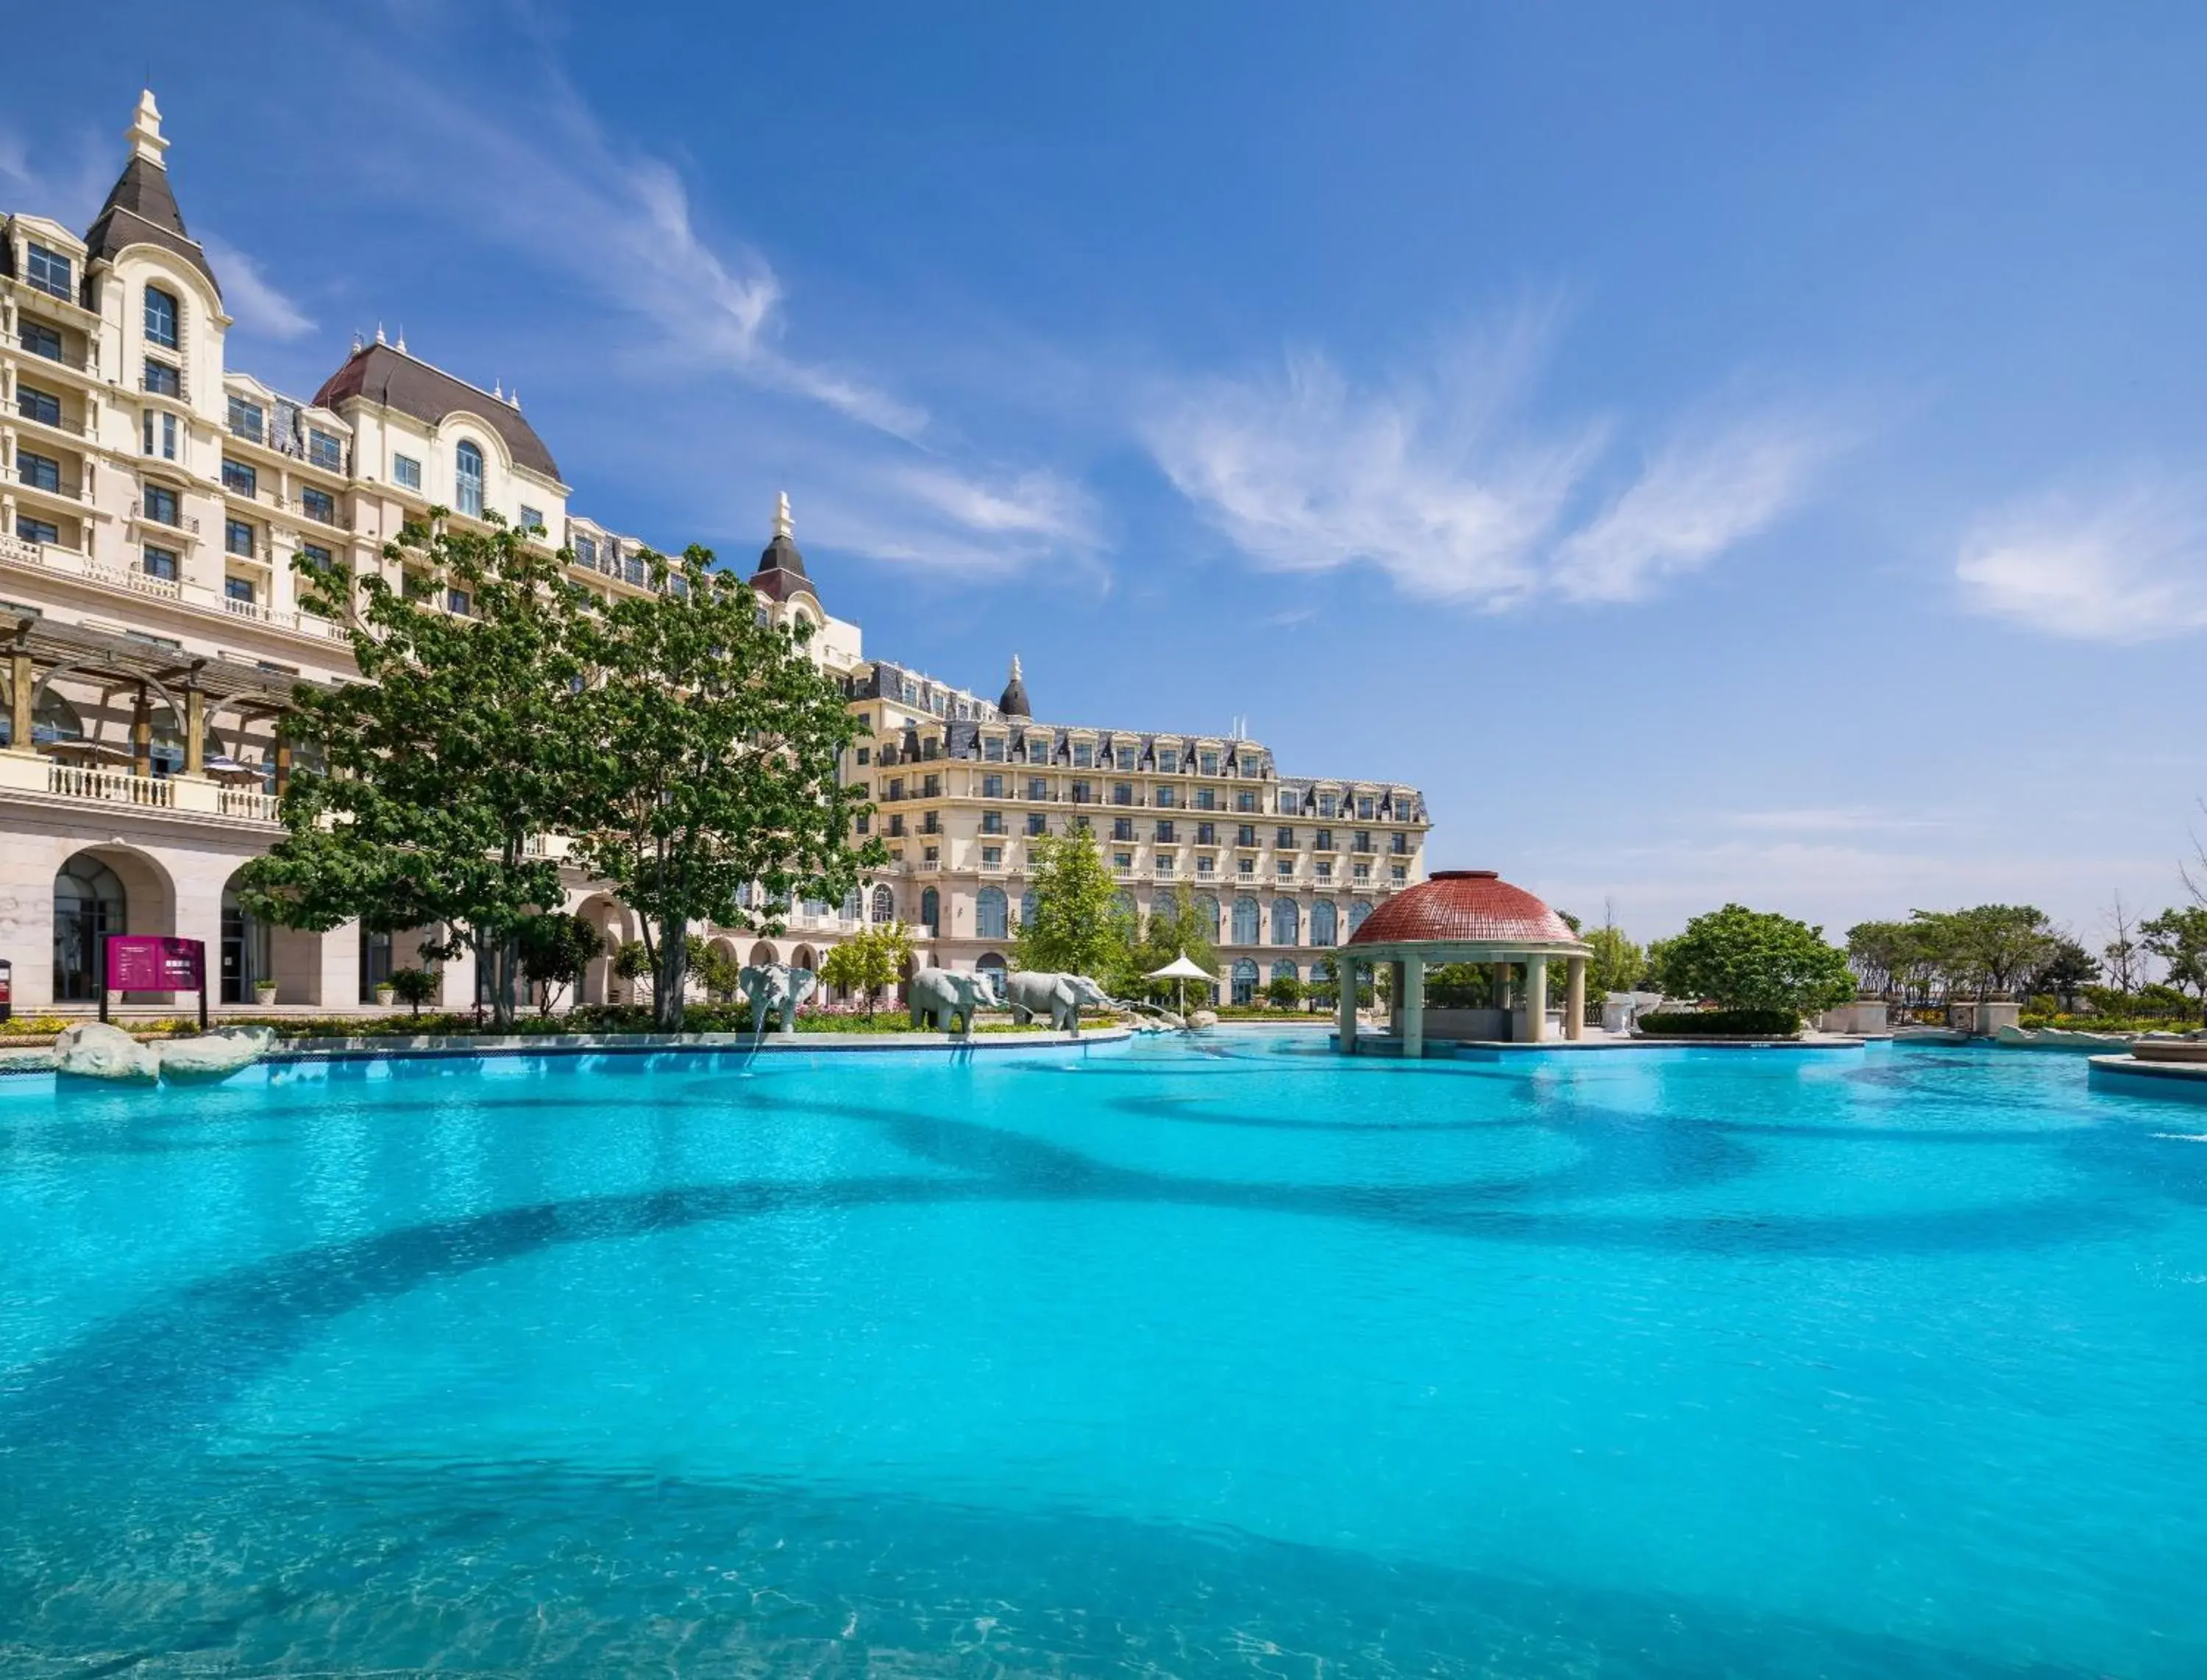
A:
[1335,870,1591,1056]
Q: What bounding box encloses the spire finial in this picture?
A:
[374,321,386,346]
[127,89,168,168]
[1010,652,1023,683]
[394,324,406,353]
[352,330,363,353]
[774,490,793,539]
[492,377,502,400]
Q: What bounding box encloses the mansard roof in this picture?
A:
[313,343,564,483]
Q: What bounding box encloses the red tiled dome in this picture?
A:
[1347,870,1578,947]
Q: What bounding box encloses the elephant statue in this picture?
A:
[1002,970,1114,1034]
[739,963,819,1035]
[909,967,1002,1036]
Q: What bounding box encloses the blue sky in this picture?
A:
[7,1,2203,942]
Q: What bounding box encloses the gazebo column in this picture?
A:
[1523,954,1548,1043]
[1492,961,1513,1011]
[1401,954,1426,1060]
[1566,955,1586,1042]
[1336,955,1358,1053]
[1387,961,1404,1035]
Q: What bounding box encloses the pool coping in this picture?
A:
[0,1025,1137,1075]
[2087,1053,2207,1097]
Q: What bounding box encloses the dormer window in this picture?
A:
[227,396,264,443]
[392,453,422,491]
[145,286,179,350]
[455,440,484,517]
[26,243,72,302]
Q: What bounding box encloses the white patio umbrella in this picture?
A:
[1147,950,1217,1019]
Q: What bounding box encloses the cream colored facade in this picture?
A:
[0,93,1424,1017]
[842,661,1429,1003]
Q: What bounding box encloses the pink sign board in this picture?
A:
[105,935,205,992]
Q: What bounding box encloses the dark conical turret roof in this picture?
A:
[998,655,1031,719]
[751,491,817,604]
[84,93,221,298]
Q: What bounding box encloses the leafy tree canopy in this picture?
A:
[238,516,586,1028]
[1015,828,1131,980]
[1655,903,1855,1015]
[820,922,913,1017]
[564,547,881,1028]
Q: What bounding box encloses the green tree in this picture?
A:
[820,921,912,1019]
[1265,974,1304,1010]
[564,547,880,1030]
[1655,904,1855,1017]
[692,941,744,1005]
[518,911,606,1017]
[1583,925,1646,996]
[1015,828,1132,980]
[239,514,586,1029]
[2022,937,2100,1009]
[1844,920,1917,998]
[2140,907,2207,1006]
[1119,885,1219,1003]
[1908,905,2058,1000]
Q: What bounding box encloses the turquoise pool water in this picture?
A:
[1,1033,2203,1676]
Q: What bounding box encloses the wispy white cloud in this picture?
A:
[200,233,316,341]
[1551,412,1838,602]
[1956,475,2207,641]
[0,121,113,226]
[808,463,1104,577]
[1145,316,1838,610]
[1145,313,1597,608]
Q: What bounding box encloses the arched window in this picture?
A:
[144,285,179,351]
[976,886,1009,939]
[871,884,895,924]
[1271,958,1298,983]
[841,886,861,920]
[1193,893,1220,938]
[1271,898,1300,947]
[1020,890,1037,928]
[1112,890,1137,923]
[1309,900,1338,947]
[455,440,485,518]
[920,886,940,933]
[1348,900,1373,934]
[53,853,127,1002]
[1230,958,1259,1005]
[1310,956,1336,984]
[1231,896,1260,944]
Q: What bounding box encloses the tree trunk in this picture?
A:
[654,925,689,1031]
[483,930,519,1031]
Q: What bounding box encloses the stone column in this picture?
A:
[131,685,152,780]
[1566,955,1587,1042]
[183,685,206,775]
[1492,961,1513,1011]
[1336,955,1358,1053]
[1402,954,1426,1061]
[6,640,33,755]
[1523,954,1549,1043]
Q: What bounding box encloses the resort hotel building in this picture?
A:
[0,93,1429,1015]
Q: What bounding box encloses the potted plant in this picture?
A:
[374,980,397,1008]
[253,978,280,1006]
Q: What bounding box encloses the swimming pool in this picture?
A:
[1,1033,2202,1676]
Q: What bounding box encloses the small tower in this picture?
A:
[750,491,817,606]
[998,653,1031,719]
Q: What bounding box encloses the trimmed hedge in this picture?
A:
[1636,1008,1801,1038]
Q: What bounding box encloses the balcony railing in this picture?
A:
[0,531,347,641]
[130,500,202,535]
[46,763,175,810]
[15,467,87,502]
[14,402,87,438]
[15,332,94,373]
[217,787,282,823]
